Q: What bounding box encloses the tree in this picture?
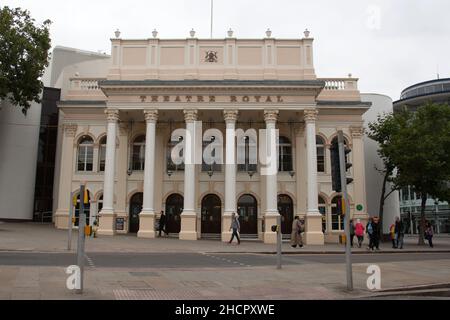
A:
[369,102,450,245]
[391,102,450,245]
[0,6,51,115]
[367,112,409,236]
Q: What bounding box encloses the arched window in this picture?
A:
[98,136,107,172]
[77,136,94,172]
[331,195,344,231]
[237,136,257,173]
[132,135,145,171]
[202,136,222,173]
[331,136,351,173]
[167,136,184,172]
[278,136,293,172]
[318,196,327,232]
[316,136,325,173]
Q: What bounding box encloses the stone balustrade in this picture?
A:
[319,78,358,91]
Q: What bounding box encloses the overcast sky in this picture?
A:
[3,0,450,100]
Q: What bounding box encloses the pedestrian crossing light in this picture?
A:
[83,188,89,204]
[330,139,353,192]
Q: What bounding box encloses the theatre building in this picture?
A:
[53,30,370,244]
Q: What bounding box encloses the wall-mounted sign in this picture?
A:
[116,218,125,231]
[356,204,364,211]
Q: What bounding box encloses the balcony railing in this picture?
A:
[319,78,358,91]
[70,78,104,91]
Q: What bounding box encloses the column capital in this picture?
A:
[350,126,365,138]
[184,109,198,122]
[105,109,119,122]
[144,109,159,123]
[303,109,318,123]
[223,110,238,123]
[64,123,78,137]
[263,109,279,123]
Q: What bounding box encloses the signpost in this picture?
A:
[76,184,87,294]
[67,192,75,251]
[338,131,353,291]
[271,216,282,270]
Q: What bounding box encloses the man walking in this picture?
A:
[395,216,404,249]
[290,216,303,248]
[228,212,241,245]
[158,210,168,237]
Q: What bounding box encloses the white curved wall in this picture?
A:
[361,93,400,233]
[0,99,41,220]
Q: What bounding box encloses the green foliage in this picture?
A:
[0,6,51,115]
[392,102,450,202]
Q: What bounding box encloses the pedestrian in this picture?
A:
[355,219,365,248]
[424,222,434,248]
[228,212,241,245]
[158,211,168,237]
[349,219,355,247]
[290,216,303,248]
[372,216,381,251]
[389,222,397,248]
[395,216,404,249]
[366,217,374,251]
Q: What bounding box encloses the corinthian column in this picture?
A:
[222,110,238,242]
[98,109,119,236]
[304,108,324,245]
[138,109,159,238]
[179,109,199,240]
[263,109,280,244]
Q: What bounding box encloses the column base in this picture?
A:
[221,212,233,242]
[54,210,69,229]
[304,212,324,245]
[97,209,116,236]
[263,212,280,244]
[137,211,156,238]
[179,211,198,241]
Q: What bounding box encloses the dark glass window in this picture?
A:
[202,136,222,172]
[167,136,185,172]
[77,136,94,172]
[99,136,107,172]
[278,136,292,172]
[237,136,257,173]
[316,136,325,173]
[132,135,145,171]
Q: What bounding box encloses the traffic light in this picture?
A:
[330,139,353,192]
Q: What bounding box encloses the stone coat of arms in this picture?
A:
[205,51,218,63]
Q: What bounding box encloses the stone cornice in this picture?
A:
[350,126,365,137]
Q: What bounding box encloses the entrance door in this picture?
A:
[74,191,90,227]
[237,194,258,234]
[201,194,221,234]
[129,193,143,233]
[278,194,293,234]
[165,193,183,233]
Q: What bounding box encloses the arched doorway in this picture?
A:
[201,194,221,235]
[129,193,143,233]
[278,194,293,235]
[74,191,90,227]
[165,193,183,234]
[237,194,258,235]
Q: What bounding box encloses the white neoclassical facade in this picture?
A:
[53,30,370,244]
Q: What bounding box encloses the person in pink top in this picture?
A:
[354,219,365,248]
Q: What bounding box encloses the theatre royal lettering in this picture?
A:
[139,95,285,103]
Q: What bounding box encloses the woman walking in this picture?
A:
[355,219,365,248]
[425,222,434,248]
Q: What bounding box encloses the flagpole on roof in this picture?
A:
[210,0,214,38]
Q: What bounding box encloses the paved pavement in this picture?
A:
[1,222,449,254]
[1,222,450,300]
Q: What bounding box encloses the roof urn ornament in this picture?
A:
[114,29,121,39]
[304,28,310,38]
[266,28,272,38]
[152,29,158,38]
[190,28,196,38]
[227,28,234,38]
